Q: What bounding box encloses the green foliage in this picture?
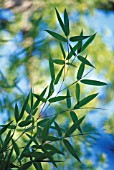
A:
[0,8,107,170]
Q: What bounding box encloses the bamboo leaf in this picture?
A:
[81,33,96,52]
[47,80,54,98]
[0,121,13,135]
[77,63,85,80]
[74,93,98,109]
[46,30,67,42]
[54,66,64,85]
[53,59,65,65]
[76,83,80,102]
[80,79,107,86]
[66,88,71,108]
[49,96,67,103]
[54,122,62,137]
[64,9,70,36]
[60,42,66,59]
[70,111,82,133]
[67,43,78,60]
[18,120,32,127]
[42,115,57,143]
[55,8,66,35]
[49,56,55,82]
[63,139,81,163]
[44,143,64,155]
[14,104,19,123]
[19,94,29,120]
[12,139,20,157]
[78,55,95,68]
[70,35,90,42]
[65,116,85,137]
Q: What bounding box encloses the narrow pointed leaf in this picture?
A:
[44,143,64,155]
[42,115,57,143]
[70,111,82,133]
[19,94,29,120]
[81,33,96,52]
[49,96,67,103]
[65,116,85,137]
[14,104,19,123]
[78,55,95,68]
[33,86,48,110]
[63,139,81,163]
[69,44,76,56]
[47,80,54,98]
[76,83,80,102]
[53,59,65,65]
[77,30,83,53]
[55,8,66,35]
[66,88,71,108]
[60,42,66,59]
[80,79,107,86]
[49,56,55,81]
[54,122,62,137]
[64,9,70,36]
[18,120,32,127]
[33,94,47,102]
[46,30,67,42]
[67,43,78,60]
[12,139,20,157]
[74,93,98,109]
[54,66,64,85]
[77,63,85,80]
[70,35,90,42]
[0,121,13,135]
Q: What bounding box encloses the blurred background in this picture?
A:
[0,0,114,169]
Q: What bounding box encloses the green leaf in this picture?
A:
[47,80,54,98]
[47,136,60,142]
[70,35,90,42]
[37,118,50,127]
[14,104,19,123]
[5,147,13,170]
[81,33,96,52]
[63,139,81,163]
[80,79,107,86]
[46,30,67,42]
[49,96,67,103]
[77,63,85,80]
[64,9,70,36]
[33,162,42,170]
[55,8,66,35]
[60,42,66,59]
[74,93,98,109]
[65,116,85,137]
[44,143,64,155]
[66,63,77,68]
[0,121,13,135]
[70,111,82,133]
[49,56,55,82]
[77,30,83,53]
[76,83,80,102]
[54,122,62,137]
[18,162,32,170]
[54,66,64,85]
[19,94,29,120]
[42,115,57,143]
[12,139,20,157]
[67,43,79,60]
[33,94,47,102]
[66,88,71,108]
[33,86,48,110]
[18,119,32,127]
[78,55,95,68]
[53,59,65,65]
